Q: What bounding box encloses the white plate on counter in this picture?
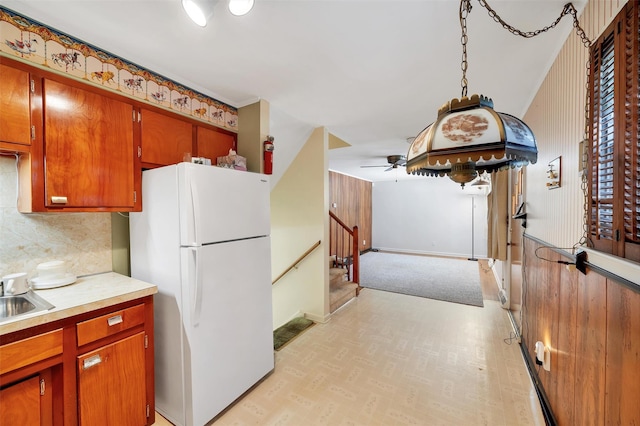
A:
[30,273,77,289]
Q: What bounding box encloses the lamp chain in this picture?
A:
[459,0,472,98]
[476,0,591,48]
[459,0,591,99]
[468,0,594,250]
[578,58,593,249]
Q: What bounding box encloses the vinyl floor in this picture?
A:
[154,260,544,426]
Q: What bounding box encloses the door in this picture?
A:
[77,332,146,426]
[0,64,31,146]
[43,78,135,209]
[177,163,270,246]
[140,108,193,166]
[0,376,42,425]
[180,237,273,425]
[509,167,525,333]
[196,126,235,164]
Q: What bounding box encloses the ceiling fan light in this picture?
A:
[228,0,254,16]
[471,176,490,186]
[182,0,214,27]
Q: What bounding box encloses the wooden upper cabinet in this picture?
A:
[140,108,193,166]
[43,79,135,210]
[0,64,32,147]
[196,126,236,163]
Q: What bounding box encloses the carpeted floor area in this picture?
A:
[359,251,484,307]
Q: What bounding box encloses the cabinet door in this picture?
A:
[0,64,31,146]
[0,375,42,425]
[140,108,192,166]
[43,79,135,209]
[196,126,235,163]
[77,332,146,426]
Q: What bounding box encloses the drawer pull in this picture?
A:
[51,196,68,204]
[107,314,123,326]
[83,354,101,370]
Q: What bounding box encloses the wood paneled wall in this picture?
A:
[522,236,640,425]
[329,171,372,252]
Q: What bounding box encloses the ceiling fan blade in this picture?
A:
[384,166,393,172]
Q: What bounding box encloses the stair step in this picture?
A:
[330,281,359,313]
[329,267,346,278]
[329,267,347,287]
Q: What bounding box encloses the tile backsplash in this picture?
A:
[0,155,112,280]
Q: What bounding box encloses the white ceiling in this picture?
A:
[4,0,586,182]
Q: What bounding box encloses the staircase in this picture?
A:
[329,256,359,312]
[329,211,361,312]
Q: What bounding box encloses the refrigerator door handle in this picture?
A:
[189,174,200,246]
[190,247,203,327]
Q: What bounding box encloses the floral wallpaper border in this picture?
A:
[0,6,238,131]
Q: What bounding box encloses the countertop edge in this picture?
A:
[1,272,158,336]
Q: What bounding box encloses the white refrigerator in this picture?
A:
[129,163,274,426]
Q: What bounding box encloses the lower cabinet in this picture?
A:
[0,373,50,426]
[0,297,154,426]
[78,332,147,425]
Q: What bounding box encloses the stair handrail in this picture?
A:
[272,240,322,285]
[329,211,350,231]
[329,211,360,289]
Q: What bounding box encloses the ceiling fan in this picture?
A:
[360,155,407,172]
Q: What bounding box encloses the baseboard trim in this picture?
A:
[507,310,521,343]
[371,247,488,259]
[304,311,331,324]
[520,341,558,426]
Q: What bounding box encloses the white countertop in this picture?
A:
[0,272,157,335]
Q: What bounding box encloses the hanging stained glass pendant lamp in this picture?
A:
[406,0,542,187]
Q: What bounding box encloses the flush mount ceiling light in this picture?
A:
[182,0,215,27]
[406,0,589,187]
[183,0,254,26]
[228,0,255,16]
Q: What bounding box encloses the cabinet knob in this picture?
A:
[51,196,68,204]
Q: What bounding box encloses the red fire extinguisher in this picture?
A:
[263,135,274,175]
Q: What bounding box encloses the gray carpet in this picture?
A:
[359,251,484,307]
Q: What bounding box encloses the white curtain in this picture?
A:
[487,170,509,260]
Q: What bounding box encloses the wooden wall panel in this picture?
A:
[574,270,607,425]
[537,248,560,407]
[328,171,372,252]
[605,282,640,424]
[554,263,578,426]
[523,235,640,425]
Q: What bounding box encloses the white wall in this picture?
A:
[268,105,315,189]
[523,0,626,249]
[270,127,329,328]
[372,177,488,258]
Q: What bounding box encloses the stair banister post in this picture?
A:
[352,225,360,293]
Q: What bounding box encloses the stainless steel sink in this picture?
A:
[0,291,55,323]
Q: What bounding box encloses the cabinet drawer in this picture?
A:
[77,304,145,347]
[0,328,63,375]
